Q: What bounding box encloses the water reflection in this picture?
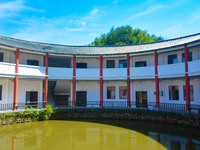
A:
[0,120,199,150]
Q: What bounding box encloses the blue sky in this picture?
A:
[0,0,200,45]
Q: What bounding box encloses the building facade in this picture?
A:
[0,33,200,111]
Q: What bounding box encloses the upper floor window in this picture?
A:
[0,52,3,62]
[119,86,127,99]
[106,60,115,68]
[107,86,115,99]
[76,63,87,68]
[48,56,71,68]
[27,60,39,66]
[168,54,177,64]
[182,52,192,62]
[183,85,194,101]
[0,85,2,100]
[119,60,127,68]
[169,86,179,100]
[135,61,147,67]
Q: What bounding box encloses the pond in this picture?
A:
[0,120,199,150]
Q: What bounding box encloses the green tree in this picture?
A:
[89,25,164,46]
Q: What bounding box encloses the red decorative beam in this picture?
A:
[72,55,76,107]
[127,54,130,107]
[184,45,190,111]
[44,53,48,107]
[100,56,103,107]
[154,51,159,108]
[13,49,19,110]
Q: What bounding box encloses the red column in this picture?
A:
[44,53,48,107]
[184,45,190,111]
[154,51,159,108]
[127,54,130,107]
[100,56,103,107]
[13,49,19,110]
[72,55,76,107]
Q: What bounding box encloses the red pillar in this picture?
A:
[13,49,19,110]
[154,51,159,108]
[44,53,48,107]
[100,56,103,108]
[184,45,190,111]
[127,54,130,107]
[72,55,76,107]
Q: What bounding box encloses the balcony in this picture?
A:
[48,67,73,79]
[103,68,127,79]
[0,62,15,76]
[130,66,154,79]
[76,68,99,80]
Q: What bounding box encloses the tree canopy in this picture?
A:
[89,25,164,46]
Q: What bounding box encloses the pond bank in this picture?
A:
[1,107,199,128]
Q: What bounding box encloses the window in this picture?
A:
[48,56,71,68]
[0,52,3,62]
[135,61,147,67]
[106,60,115,68]
[168,54,177,64]
[76,63,87,68]
[119,60,127,68]
[27,60,39,66]
[169,86,179,100]
[182,52,192,62]
[107,86,115,99]
[183,85,194,101]
[119,86,127,99]
[0,85,2,100]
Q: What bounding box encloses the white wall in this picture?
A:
[76,80,100,102]
[131,54,154,67]
[103,56,127,68]
[0,78,13,103]
[0,49,13,63]
[76,57,99,68]
[18,79,43,103]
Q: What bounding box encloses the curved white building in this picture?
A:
[0,33,200,112]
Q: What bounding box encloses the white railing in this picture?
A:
[76,68,99,79]
[188,60,200,76]
[18,64,46,77]
[103,68,127,79]
[48,67,73,79]
[158,63,185,78]
[0,62,15,76]
[130,66,155,79]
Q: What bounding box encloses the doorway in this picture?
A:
[136,91,147,108]
[76,91,87,106]
[26,91,38,107]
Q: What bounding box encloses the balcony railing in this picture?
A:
[17,101,46,109]
[0,103,13,111]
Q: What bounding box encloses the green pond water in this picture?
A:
[0,120,200,150]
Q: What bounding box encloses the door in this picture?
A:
[136,91,147,108]
[26,91,38,107]
[76,91,87,106]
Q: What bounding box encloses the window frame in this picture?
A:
[106,60,115,68]
[0,52,3,62]
[0,85,2,100]
[135,61,147,67]
[119,60,127,68]
[169,85,179,100]
[183,85,194,101]
[107,86,115,99]
[168,54,178,64]
[182,52,192,62]
[27,59,39,66]
[119,86,127,99]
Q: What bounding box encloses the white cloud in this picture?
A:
[189,11,200,24]
[128,4,166,21]
[0,0,44,18]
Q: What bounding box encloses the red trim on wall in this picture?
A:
[184,45,190,111]
[154,51,159,108]
[127,54,130,107]
[100,56,103,107]
[44,53,48,107]
[13,49,19,110]
[72,55,76,106]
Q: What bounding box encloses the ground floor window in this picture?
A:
[183,85,194,101]
[107,86,115,99]
[26,91,38,107]
[119,86,127,99]
[0,85,2,100]
[169,86,179,100]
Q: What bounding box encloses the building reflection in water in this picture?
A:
[0,121,199,150]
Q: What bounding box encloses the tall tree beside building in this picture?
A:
[89,25,164,46]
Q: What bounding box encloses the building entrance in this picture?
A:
[76,91,87,106]
[136,91,147,108]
